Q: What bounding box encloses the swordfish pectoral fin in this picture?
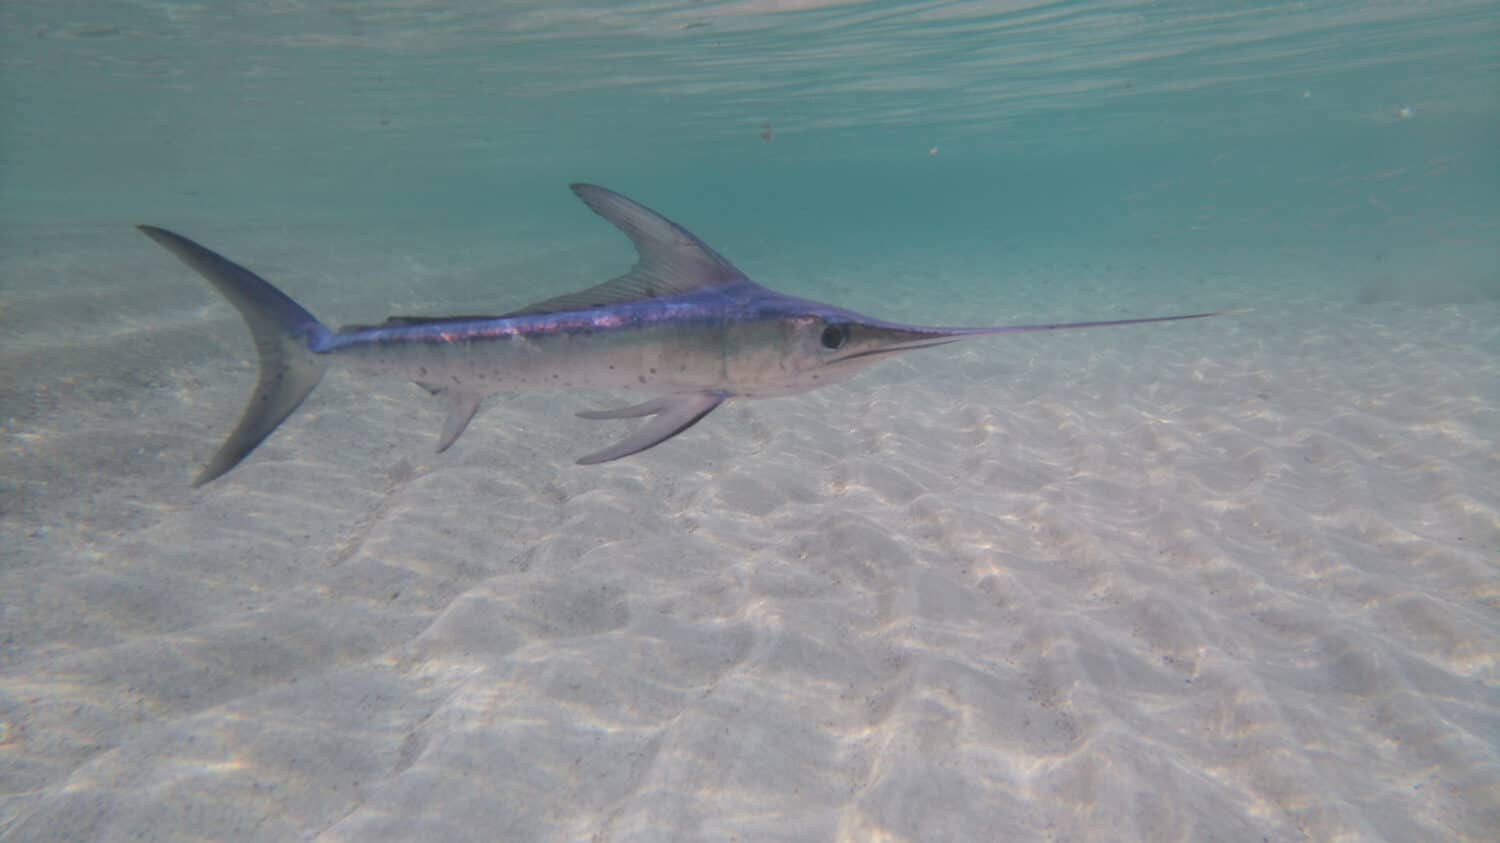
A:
[576,392,727,465]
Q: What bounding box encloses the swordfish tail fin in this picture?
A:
[138,226,332,486]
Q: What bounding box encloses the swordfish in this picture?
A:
[140,184,1228,485]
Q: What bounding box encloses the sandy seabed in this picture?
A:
[2,226,1497,842]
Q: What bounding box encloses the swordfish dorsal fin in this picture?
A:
[501,184,750,317]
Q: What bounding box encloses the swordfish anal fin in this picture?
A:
[416,383,484,452]
[576,392,727,465]
[436,390,483,453]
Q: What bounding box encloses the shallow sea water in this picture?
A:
[2,2,1498,841]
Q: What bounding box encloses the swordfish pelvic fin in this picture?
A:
[576,393,728,465]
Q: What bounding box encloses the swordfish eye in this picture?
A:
[820,323,848,350]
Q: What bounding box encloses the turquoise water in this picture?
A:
[4,3,1500,842]
[3,1,1496,259]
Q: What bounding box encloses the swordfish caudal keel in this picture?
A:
[139,184,1237,485]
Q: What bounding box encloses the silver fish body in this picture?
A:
[139,184,1232,484]
[322,297,736,396]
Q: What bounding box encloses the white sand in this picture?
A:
[2,226,1497,842]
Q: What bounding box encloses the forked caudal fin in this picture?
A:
[138,226,331,486]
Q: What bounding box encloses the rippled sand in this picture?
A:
[2,227,1497,841]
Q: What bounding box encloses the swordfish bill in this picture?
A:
[139,184,1233,485]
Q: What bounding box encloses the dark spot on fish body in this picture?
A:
[638,375,648,384]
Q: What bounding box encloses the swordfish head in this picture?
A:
[719,293,973,398]
[720,289,1226,398]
